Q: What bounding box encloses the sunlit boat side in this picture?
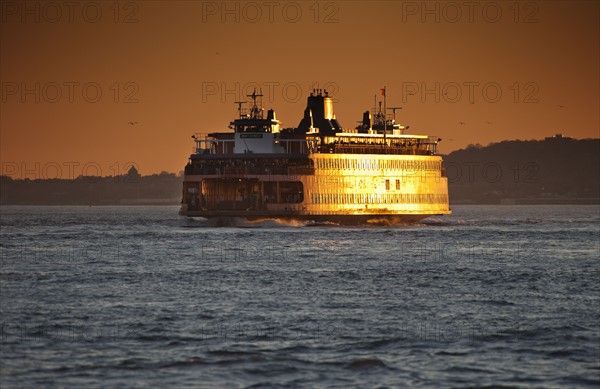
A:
[180,89,451,224]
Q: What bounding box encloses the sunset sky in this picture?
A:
[1,0,598,178]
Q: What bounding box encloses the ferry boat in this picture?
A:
[180,88,451,224]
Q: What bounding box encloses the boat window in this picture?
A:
[279,181,304,203]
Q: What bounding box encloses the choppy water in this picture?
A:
[1,205,599,388]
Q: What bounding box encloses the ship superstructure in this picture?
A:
[180,89,451,223]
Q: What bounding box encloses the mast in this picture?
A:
[388,107,402,122]
[247,88,264,119]
[373,94,377,117]
[234,101,246,119]
[382,86,387,143]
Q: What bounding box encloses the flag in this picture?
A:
[381,88,386,97]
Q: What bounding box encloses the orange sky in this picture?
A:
[1,0,598,178]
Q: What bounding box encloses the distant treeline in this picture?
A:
[0,170,182,205]
[1,137,598,205]
[444,137,599,204]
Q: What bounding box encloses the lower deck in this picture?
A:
[181,153,451,221]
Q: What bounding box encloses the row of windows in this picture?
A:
[310,193,448,205]
[387,179,401,190]
[314,158,441,171]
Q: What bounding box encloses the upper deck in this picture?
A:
[191,131,440,159]
[189,88,442,160]
[311,133,440,155]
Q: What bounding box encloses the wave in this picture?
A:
[347,358,388,370]
[179,216,434,228]
[161,356,208,368]
[365,217,419,226]
[178,216,311,228]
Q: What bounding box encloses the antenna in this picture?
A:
[387,107,402,122]
[234,101,247,118]
[382,86,386,143]
[373,94,377,114]
[247,88,264,119]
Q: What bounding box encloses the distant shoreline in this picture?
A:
[452,198,599,205]
[2,202,598,207]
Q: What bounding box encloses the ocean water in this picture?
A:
[0,205,598,388]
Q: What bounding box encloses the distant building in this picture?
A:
[545,133,572,141]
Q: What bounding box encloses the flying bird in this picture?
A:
[128,121,139,126]
[459,122,466,125]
